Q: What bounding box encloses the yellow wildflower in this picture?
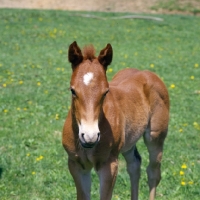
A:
[188,181,194,185]
[32,171,36,175]
[193,122,198,127]
[181,181,186,186]
[170,84,175,89]
[39,155,44,160]
[194,63,199,68]
[37,82,41,86]
[150,64,154,68]
[108,68,113,73]
[19,80,23,84]
[190,76,194,80]
[36,155,44,161]
[3,83,6,87]
[180,171,184,175]
[181,164,187,169]
[53,28,57,33]
[55,114,59,120]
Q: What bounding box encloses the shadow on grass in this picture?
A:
[0,167,3,179]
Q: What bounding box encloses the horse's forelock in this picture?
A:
[83,45,96,61]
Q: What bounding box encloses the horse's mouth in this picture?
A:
[80,141,97,148]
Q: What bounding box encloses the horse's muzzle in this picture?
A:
[80,133,100,148]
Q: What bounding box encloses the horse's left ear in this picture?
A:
[98,44,113,70]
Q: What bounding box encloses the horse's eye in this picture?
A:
[103,89,109,97]
[71,88,76,97]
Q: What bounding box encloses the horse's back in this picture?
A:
[110,68,169,109]
[110,68,140,86]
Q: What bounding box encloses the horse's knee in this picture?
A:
[146,163,161,187]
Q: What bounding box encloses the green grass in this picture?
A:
[152,0,200,15]
[0,8,200,200]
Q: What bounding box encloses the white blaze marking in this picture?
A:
[83,72,94,86]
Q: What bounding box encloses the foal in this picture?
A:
[62,41,169,200]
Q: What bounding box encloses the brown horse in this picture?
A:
[62,41,169,200]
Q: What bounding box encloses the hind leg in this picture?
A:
[144,128,167,200]
[122,146,142,200]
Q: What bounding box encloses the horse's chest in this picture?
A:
[72,151,93,170]
[74,148,108,170]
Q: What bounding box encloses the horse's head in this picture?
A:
[68,41,113,148]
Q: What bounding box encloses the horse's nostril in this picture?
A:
[81,133,86,142]
[81,133,87,143]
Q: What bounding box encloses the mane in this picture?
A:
[82,45,96,61]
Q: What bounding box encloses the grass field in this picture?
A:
[0,8,200,200]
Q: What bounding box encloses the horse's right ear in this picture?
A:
[68,41,83,70]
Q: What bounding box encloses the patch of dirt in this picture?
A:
[0,0,199,15]
[0,0,164,13]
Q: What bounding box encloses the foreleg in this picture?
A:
[68,158,92,200]
[97,156,118,200]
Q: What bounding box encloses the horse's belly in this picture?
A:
[120,126,146,153]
